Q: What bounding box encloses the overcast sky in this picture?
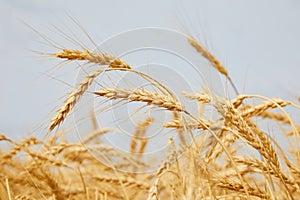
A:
[0,0,299,140]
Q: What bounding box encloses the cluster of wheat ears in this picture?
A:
[1,27,300,200]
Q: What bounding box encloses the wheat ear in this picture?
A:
[130,117,153,154]
[188,36,239,95]
[53,49,131,69]
[94,87,183,112]
[182,91,211,103]
[241,98,291,119]
[49,70,102,131]
[215,99,280,168]
[49,53,135,131]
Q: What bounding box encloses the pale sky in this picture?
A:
[0,0,299,140]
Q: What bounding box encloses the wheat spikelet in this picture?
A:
[287,126,300,136]
[14,194,35,200]
[182,91,211,103]
[147,176,159,200]
[231,95,252,108]
[82,128,111,144]
[94,87,183,112]
[109,58,131,69]
[0,133,13,143]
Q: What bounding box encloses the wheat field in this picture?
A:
[1,27,300,200]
